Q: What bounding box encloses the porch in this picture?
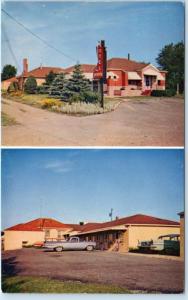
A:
[71,227,129,252]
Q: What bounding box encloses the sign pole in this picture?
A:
[100,78,104,108]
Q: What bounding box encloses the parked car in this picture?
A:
[138,234,180,255]
[43,236,96,252]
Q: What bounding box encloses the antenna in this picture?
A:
[109,208,113,221]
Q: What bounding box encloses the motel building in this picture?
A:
[2,214,179,252]
[1,56,166,97]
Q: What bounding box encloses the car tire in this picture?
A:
[86,245,94,251]
[55,247,63,252]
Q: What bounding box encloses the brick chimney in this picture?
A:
[23,58,28,74]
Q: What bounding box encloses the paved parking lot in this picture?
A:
[2,248,184,293]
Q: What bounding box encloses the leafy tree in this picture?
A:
[156,42,184,93]
[45,71,57,86]
[1,64,17,81]
[49,73,67,98]
[62,64,90,99]
[24,76,37,94]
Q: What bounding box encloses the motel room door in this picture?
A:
[144,75,152,90]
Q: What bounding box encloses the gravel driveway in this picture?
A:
[2,248,184,293]
[2,97,184,146]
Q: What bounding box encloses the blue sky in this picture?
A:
[1,149,184,229]
[1,1,184,73]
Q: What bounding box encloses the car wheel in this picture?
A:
[55,247,63,252]
[86,245,94,251]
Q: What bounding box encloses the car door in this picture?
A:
[68,237,82,250]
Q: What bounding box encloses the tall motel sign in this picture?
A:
[93,40,107,108]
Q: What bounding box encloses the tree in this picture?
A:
[24,76,37,94]
[49,73,67,98]
[1,64,17,81]
[156,42,184,93]
[45,71,57,86]
[62,64,90,99]
[7,81,19,93]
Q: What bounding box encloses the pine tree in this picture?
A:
[49,72,67,98]
[62,64,90,99]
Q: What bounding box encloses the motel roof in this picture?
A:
[4,214,179,233]
[77,214,180,235]
[20,67,64,79]
[107,58,148,72]
[5,218,72,231]
[64,64,96,73]
[2,57,164,83]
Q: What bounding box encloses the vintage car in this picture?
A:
[43,236,96,252]
[138,234,180,255]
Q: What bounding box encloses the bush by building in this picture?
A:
[24,76,37,94]
[151,89,176,97]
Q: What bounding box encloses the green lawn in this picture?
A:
[2,276,131,294]
[1,112,18,126]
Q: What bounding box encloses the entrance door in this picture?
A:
[144,75,152,90]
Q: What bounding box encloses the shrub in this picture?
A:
[24,76,37,94]
[151,89,176,97]
[69,93,84,104]
[81,91,100,103]
[40,98,62,109]
[36,85,49,94]
[165,89,176,97]
[68,91,99,104]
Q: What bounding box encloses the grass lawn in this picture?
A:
[1,112,18,126]
[2,276,131,294]
[3,92,121,116]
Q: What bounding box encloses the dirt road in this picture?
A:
[2,97,184,146]
[2,248,184,293]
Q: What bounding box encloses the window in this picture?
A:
[114,76,117,79]
[108,76,111,79]
[70,238,78,243]
[158,80,161,86]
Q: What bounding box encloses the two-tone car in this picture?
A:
[43,236,96,252]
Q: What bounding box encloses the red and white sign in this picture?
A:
[93,42,106,80]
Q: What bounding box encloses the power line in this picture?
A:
[2,24,22,72]
[2,8,77,62]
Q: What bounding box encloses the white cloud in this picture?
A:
[44,160,73,174]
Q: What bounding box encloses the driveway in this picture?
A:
[2,248,184,293]
[2,97,184,146]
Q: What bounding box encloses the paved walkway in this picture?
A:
[2,97,184,146]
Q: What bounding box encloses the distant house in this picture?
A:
[1,57,167,97]
[3,214,179,252]
[1,58,64,91]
